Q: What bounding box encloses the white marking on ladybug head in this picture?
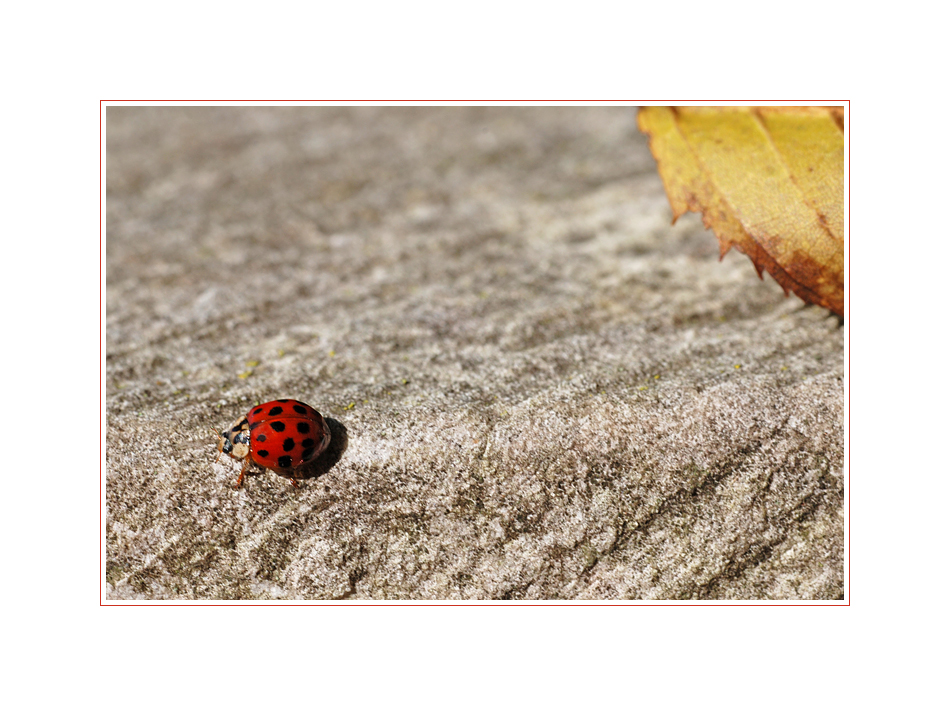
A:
[229,439,250,459]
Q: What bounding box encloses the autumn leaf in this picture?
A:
[637,106,844,316]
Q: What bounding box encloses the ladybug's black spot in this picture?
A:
[250,407,264,416]
[302,437,315,449]
[293,404,308,415]
[297,422,310,434]
[302,447,316,462]
[249,421,263,431]
[256,434,267,443]
[277,398,290,402]
[283,437,295,452]
[268,406,284,416]
[270,421,286,432]
[278,455,292,468]
[257,449,269,458]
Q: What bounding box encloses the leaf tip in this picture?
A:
[717,238,733,261]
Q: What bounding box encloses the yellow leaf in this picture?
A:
[638,107,844,316]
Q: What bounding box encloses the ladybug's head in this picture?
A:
[218,430,233,454]
[212,415,251,462]
[211,426,231,462]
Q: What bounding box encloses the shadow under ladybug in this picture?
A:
[212,399,348,489]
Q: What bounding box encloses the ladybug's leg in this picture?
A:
[234,458,251,489]
[290,478,300,489]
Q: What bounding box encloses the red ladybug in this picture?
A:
[213,399,331,488]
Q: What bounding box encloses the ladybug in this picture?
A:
[213,399,331,488]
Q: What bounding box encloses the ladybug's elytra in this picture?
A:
[214,399,331,488]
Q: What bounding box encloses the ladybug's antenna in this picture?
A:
[210,426,223,463]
